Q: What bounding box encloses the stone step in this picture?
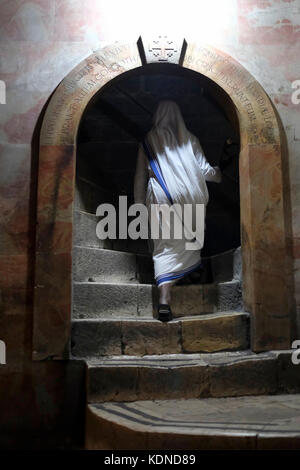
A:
[73,210,242,278]
[84,349,297,403]
[75,177,115,214]
[71,312,249,358]
[73,209,150,254]
[72,243,235,285]
[73,246,136,283]
[86,393,300,450]
[210,246,242,283]
[73,210,113,250]
[73,282,153,319]
[72,279,243,319]
[73,246,154,283]
[169,279,243,315]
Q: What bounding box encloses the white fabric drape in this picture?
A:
[134,100,221,286]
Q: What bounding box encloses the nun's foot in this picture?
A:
[158,304,173,322]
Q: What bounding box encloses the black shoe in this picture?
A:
[158,304,173,322]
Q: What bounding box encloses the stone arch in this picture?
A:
[32,39,294,360]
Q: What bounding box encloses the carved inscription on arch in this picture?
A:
[184,45,278,145]
[41,42,141,145]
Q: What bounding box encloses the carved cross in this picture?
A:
[148,36,178,62]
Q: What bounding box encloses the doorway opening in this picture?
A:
[74,63,241,290]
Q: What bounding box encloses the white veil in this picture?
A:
[146,100,211,207]
[148,100,191,152]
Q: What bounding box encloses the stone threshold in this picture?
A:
[86,393,300,449]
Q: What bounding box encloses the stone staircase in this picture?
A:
[71,206,300,450]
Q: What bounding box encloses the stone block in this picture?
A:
[137,365,210,401]
[276,351,300,393]
[203,280,244,312]
[137,285,154,317]
[181,312,249,353]
[121,320,180,355]
[87,365,139,403]
[73,210,113,250]
[233,246,243,281]
[171,285,205,317]
[210,250,235,283]
[210,354,277,397]
[74,177,114,214]
[71,320,122,358]
[73,282,142,318]
[73,247,137,283]
[33,251,72,360]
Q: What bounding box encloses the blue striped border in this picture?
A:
[156,260,203,286]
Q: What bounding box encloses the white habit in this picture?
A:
[134,100,221,286]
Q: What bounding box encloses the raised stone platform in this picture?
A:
[86,393,300,450]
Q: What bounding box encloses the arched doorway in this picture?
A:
[32,38,295,360]
[76,63,240,259]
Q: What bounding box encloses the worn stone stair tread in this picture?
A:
[85,394,300,449]
[84,349,286,370]
[74,280,148,287]
[85,279,138,284]
[73,310,248,323]
[73,279,241,287]
[73,245,154,284]
[73,245,131,253]
[85,349,277,367]
[173,311,249,321]
[73,244,152,258]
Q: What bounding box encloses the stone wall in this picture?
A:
[0,0,299,449]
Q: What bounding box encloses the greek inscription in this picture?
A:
[101,44,131,58]
[246,82,276,141]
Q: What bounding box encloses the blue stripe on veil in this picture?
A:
[142,138,173,205]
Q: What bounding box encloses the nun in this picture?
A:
[134,100,222,322]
